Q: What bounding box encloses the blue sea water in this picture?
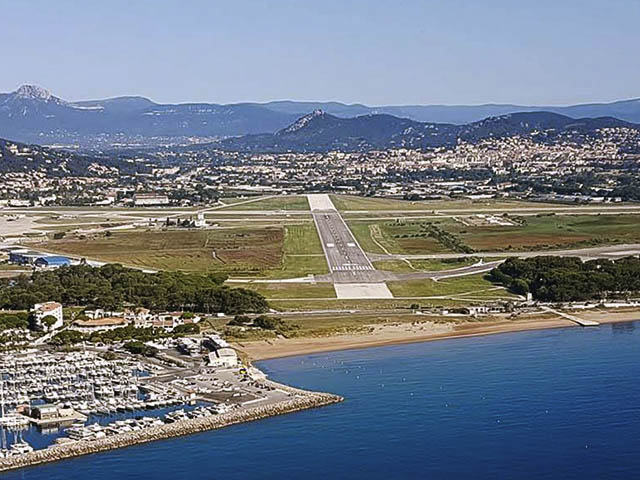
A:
[6,322,640,480]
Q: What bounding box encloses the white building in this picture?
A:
[208,348,238,368]
[133,194,170,206]
[125,308,153,326]
[31,302,63,331]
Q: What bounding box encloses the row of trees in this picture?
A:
[490,256,640,302]
[0,264,268,314]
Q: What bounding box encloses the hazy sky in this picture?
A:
[1,0,639,105]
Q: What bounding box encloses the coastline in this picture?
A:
[0,382,342,473]
[237,308,640,361]
[3,308,638,473]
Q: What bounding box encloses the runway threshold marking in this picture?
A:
[307,194,395,299]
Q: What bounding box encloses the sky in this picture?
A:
[1,0,639,106]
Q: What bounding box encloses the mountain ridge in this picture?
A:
[217,110,640,152]
[2,84,640,146]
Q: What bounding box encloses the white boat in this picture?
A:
[9,441,34,455]
[0,414,30,427]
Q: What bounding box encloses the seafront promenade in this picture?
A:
[0,383,343,473]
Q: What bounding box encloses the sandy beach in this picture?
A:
[236,308,640,361]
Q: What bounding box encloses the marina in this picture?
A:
[0,347,342,469]
[0,384,341,472]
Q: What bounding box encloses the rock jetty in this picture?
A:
[0,390,343,473]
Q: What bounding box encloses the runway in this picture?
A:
[308,194,393,298]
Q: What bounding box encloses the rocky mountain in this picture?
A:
[2,85,640,148]
[0,85,298,146]
[218,110,640,152]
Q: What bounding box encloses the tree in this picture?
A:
[123,341,157,357]
[42,315,59,330]
[173,323,200,335]
[511,279,530,295]
[228,315,251,326]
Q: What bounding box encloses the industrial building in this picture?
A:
[8,249,42,265]
[9,249,72,268]
[34,256,72,268]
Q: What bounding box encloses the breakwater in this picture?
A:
[0,390,343,473]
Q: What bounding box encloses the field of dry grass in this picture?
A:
[39,227,284,273]
[38,222,330,278]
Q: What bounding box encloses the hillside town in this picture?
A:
[1,125,640,207]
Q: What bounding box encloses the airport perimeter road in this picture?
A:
[308,195,391,289]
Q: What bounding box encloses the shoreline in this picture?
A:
[0,382,342,473]
[237,308,640,361]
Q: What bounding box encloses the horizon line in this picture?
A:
[4,83,640,109]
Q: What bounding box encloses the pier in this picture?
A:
[0,389,343,473]
[541,306,600,327]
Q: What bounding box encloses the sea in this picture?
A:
[6,321,640,479]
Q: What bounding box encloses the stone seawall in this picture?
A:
[0,391,343,473]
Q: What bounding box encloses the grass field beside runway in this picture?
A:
[451,213,640,251]
[346,218,460,255]
[219,195,310,211]
[39,227,284,273]
[37,222,328,278]
[347,214,640,255]
[330,194,562,212]
[385,273,516,299]
[372,257,481,272]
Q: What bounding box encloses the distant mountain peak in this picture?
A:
[280,109,326,134]
[15,84,51,100]
[12,84,66,104]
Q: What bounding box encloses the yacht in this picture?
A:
[9,441,34,455]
